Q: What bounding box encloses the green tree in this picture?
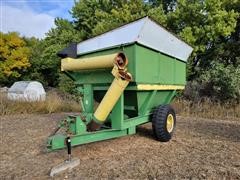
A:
[0,32,30,86]
[166,0,239,79]
[92,0,148,36]
[29,18,82,87]
[34,0,240,101]
[200,62,240,102]
[21,37,46,84]
[164,0,239,101]
[148,0,177,12]
[71,0,114,39]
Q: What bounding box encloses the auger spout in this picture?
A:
[61,52,128,71]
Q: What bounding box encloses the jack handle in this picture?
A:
[66,137,71,162]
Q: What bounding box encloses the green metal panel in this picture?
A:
[175,59,186,85]
[111,94,124,129]
[158,53,175,84]
[122,114,150,129]
[136,90,176,112]
[47,129,130,151]
[93,88,177,119]
[82,84,94,113]
[66,43,186,85]
[134,44,186,85]
[135,45,160,83]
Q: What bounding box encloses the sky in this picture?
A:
[0,0,75,39]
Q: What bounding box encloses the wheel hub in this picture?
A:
[166,114,174,133]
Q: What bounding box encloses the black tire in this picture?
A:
[152,105,176,142]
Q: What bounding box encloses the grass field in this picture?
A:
[0,92,81,115]
[1,91,239,179]
[1,92,240,119]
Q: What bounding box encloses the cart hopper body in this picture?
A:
[47,17,193,150]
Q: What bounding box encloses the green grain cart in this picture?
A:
[47,17,193,151]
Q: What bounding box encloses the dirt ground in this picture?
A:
[1,113,240,179]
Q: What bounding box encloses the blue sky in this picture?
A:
[1,0,75,38]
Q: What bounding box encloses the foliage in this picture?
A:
[91,0,149,36]
[166,0,239,79]
[22,18,83,87]
[71,0,112,39]
[58,73,77,95]
[21,37,46,85]
[34,18,82,87]
[71,0,166,37]
[199,62,240,102]
[0,32,30,85]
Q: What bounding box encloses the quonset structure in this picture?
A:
[8,81,46,102]
[47,17,193,151]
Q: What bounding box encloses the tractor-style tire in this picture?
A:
[152,105,176,142]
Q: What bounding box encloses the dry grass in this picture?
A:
[0,91,81,115]
[172,98,240,119]
[1,91,239,119]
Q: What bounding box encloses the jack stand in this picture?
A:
[50,137,80,177]
[66,137,72,162]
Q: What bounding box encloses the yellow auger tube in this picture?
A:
[94,71,132,123]
[61,52,128,71]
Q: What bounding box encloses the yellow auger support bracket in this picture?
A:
[61,52,128,71]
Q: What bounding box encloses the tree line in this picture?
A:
[0,0,239,102]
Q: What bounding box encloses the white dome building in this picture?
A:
[8,81,46,101]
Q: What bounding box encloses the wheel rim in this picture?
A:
[166,114,174,133]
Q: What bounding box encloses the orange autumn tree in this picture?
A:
[0,32,30,85]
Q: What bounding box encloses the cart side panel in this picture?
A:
[135,44,186,85]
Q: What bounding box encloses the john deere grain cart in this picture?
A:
[47,17,193,151]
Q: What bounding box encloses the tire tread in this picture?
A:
[152,105,176,142]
